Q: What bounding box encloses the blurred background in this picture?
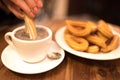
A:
[43,0,120,25]
[0,0,120,31]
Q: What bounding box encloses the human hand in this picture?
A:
[2,0,43,19]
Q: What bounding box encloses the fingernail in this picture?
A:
[30,12,35,18]
[37,0,43,8]
[34,7,38,14]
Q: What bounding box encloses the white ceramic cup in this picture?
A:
[5,25,52,63]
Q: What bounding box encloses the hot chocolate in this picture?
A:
[15,27,49,40]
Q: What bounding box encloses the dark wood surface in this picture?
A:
[0,18,120,80]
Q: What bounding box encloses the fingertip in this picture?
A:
[29,12,35,18]
[37,0,43,8]
[33,7,39,14]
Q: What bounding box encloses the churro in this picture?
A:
[64,19,119,54]
[98,20,113,38]
[64,30,89,51]
[66,20,92,36]
[23,13,37,40]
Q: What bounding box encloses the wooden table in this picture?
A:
[0,18,120,80]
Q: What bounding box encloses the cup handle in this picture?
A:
[4,32,14,48]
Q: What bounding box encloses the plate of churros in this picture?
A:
[55,20,120,60]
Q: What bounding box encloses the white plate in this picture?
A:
[55,27,120,60]
[1,41,65,74]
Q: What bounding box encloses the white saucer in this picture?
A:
[1,41,65,74]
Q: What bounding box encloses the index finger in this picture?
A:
[25,0,39,14]
[11,0,35,18]
[35,0,43,8]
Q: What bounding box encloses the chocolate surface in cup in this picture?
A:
[15,27,49,40]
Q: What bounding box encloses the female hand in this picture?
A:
[2,0,43,19]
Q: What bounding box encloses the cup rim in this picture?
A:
[11,25,52,43]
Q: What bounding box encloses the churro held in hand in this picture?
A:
[23,13,37,40]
